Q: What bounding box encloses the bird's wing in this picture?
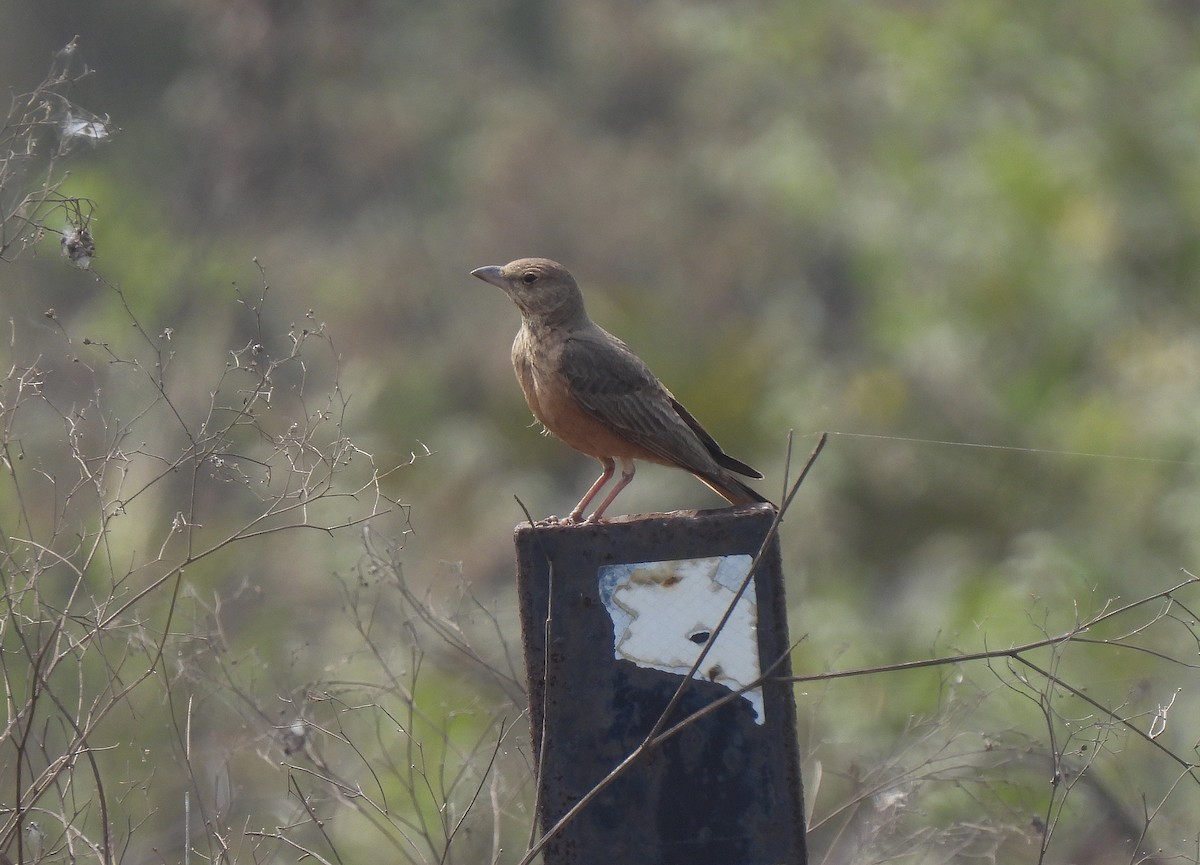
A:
[667,396,763,479]
[559,327,731,475]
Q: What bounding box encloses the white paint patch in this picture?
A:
[598,555,764,723]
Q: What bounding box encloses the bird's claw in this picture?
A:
[533,512,594,527]
[535,513,580,527]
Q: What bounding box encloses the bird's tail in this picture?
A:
[696,470,773,508]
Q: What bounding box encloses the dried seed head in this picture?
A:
[61,227,96,269]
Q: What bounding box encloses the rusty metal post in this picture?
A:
[515,504,806,865]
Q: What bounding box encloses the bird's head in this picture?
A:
[471,258,588,326]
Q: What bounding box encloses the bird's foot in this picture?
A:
[535,513,580,527]
[531,511,603,527]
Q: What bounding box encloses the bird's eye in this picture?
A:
[521,272,539,285]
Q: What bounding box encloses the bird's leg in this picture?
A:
[568,457,615,523]
[586,457,636,523]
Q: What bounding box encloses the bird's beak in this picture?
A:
[470,265,506,289]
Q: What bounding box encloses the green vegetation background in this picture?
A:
[2,2,1199,862]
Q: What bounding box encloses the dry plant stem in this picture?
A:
[290,773,344,865]
[1130,769,1193,865]
[641,431,824,744]
[0,39,97,262]
[1025,651,1069,865]
[1020,654,1198,777]
[519,432,828,865]
[438,717,515,865]
[226,550,517,865]
[793,573,1200,862]
[363,534,525,705]
[801,701,1000,837]
[4,470,190,862]
[1,265,402,862]
[780,572,1200,782]
[784,574,1200,686]
[513,494,554,858]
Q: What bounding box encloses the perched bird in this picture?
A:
[471,258,770,523]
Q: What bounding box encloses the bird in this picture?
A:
[471,257,770,524]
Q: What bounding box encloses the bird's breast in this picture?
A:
[511,325,656,461]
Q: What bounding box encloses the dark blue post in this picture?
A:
[515,504,806,865]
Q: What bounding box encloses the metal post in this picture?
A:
[515,504,806,865]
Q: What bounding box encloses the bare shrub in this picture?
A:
[1,37,108,267]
